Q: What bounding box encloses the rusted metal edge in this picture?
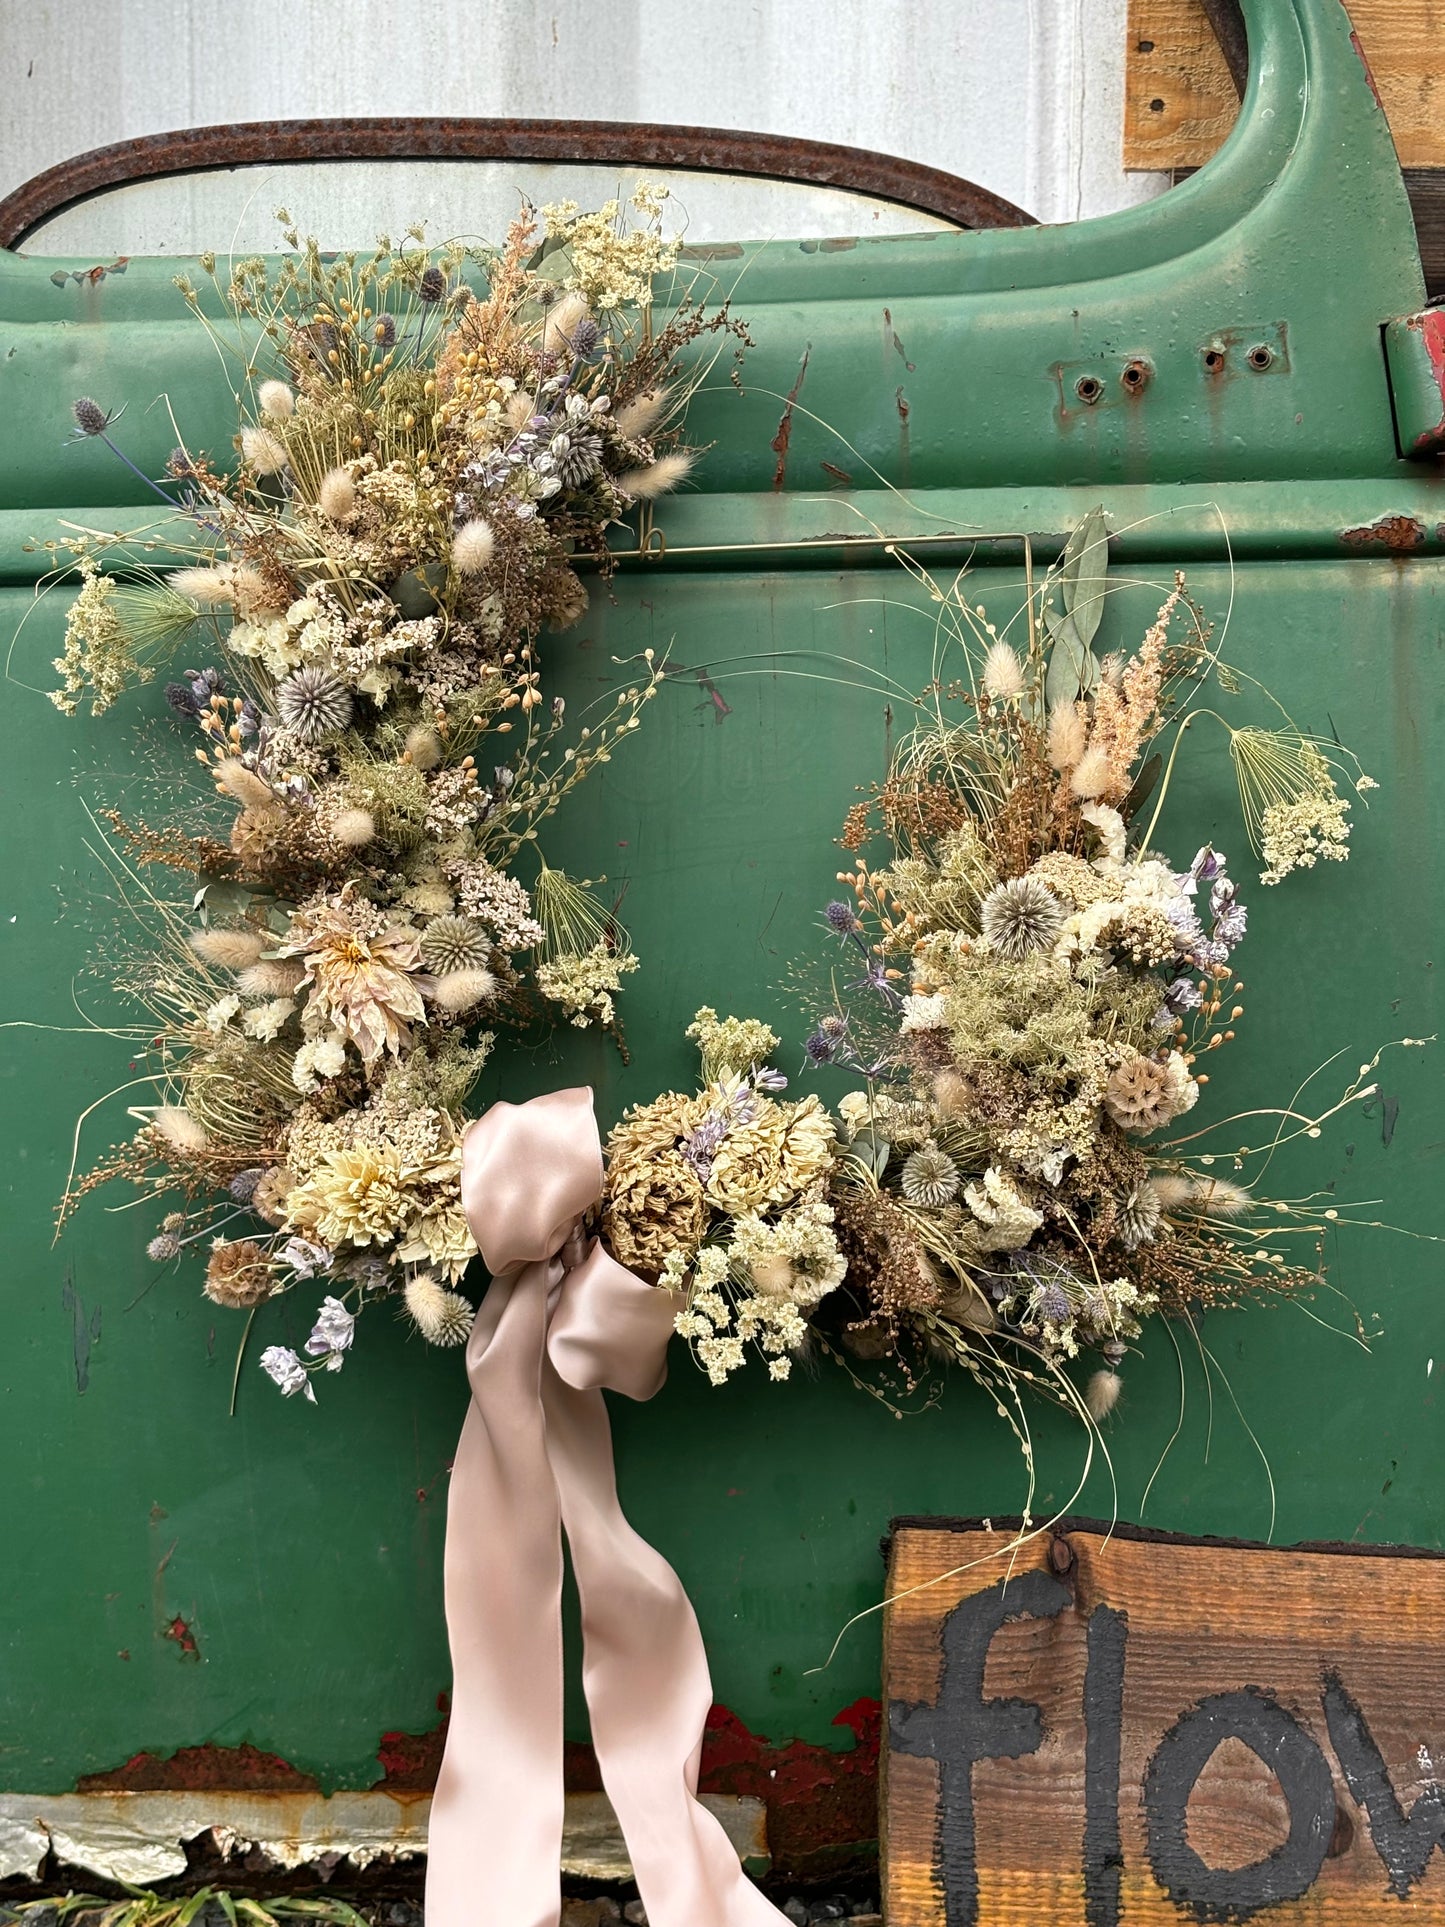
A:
[0,117,1034,253]
[0,1788,767,1887]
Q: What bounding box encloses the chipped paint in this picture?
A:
[1340,513,1427,552]
[770,345,812,492]
[0,1788,765,1888]
[60,1274,101,1392]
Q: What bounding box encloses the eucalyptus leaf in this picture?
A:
[1043,603,1099,711]
[1060,504,1110,650]
[848,1132,892,1179]
[194,878,255,922]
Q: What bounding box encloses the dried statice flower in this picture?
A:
[276,664,353,741]
[901,1143,960,1208]
[979,876,1064,961]
[260,1344,316,1401]
[305,1294,355,1361]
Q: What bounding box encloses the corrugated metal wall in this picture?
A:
[0,0,1167,231]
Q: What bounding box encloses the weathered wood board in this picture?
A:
[884,1518,1445,1925]
[1124,1,1445,171]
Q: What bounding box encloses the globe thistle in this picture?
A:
[1118,1180,1163,1249]
[979,876,1064,960]
[549,424,603,488]
[568,316,602,359]
[276,664,352,741]
[420,914,491,974]
[825,900,862,935]
[405,1272,474,1346]
[901,1143,960,1208]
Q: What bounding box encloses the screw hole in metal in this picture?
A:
[1074,374,1103,405]
[1121,359,1150,392]
[1247,343,1276,370]
[1202,346,1226,372]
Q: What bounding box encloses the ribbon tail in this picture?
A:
[427,1264,568,1927]
[546,1367,789,1927]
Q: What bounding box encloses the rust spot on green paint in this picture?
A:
[1340,514,1427,552]
[77,1742,319,1792]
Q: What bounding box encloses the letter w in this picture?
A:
[1324,1671,1445,1897]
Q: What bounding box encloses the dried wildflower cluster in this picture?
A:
[602,513,1383,1417]
[600,1009,844,1383]
[51,192,744,1401]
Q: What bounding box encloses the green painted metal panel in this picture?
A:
[2,0,1441,1864]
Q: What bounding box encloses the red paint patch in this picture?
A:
[699,1700,881,1874]
[164,1613,199,1658]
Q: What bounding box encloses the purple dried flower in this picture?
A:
[167,447,196,476]
[229,1167,263,1203]
[1164,976,1203,1014]
[418,265,446,304]
[165,681,201,718]
[374,313,397,350]
[1189,846,1224,886]
[1214,903,1247,948]
[1035,1282,1072,1324]
[825,900,861,935]
[568,316,602,358]
[805,1031,837,1065]
[753,1067,788,1093]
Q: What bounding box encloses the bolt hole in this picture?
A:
[1121,361,1149,391]
[1247,344,1276,370]
[1074,375,1103,405]
[1149,97,1166,112]
[1203,347,1225,371]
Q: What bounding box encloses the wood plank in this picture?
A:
[883,1518,1445,1925]
[1124,0,1445,171]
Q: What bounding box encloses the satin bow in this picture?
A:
[425,1088,786,1927]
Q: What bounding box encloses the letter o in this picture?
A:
[1143,1688,1335,1922]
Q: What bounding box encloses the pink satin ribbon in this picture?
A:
[426,1087,787,1927]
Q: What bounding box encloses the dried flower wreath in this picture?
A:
[44,189,747,1386]
[597,513,1415,1439]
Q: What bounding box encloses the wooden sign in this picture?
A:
[883,1518,1445,1925]
[1123,1,1445,173]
